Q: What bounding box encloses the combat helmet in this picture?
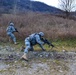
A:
[10,22,14,26]
[39,32,44,37]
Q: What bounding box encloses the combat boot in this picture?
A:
[14,42,19,45]
[21,53,28,61]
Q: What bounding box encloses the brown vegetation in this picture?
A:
[0,12,76,42]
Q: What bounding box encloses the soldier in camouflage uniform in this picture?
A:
[21,32,46,61]
[6,22,18,44]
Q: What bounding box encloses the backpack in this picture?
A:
[6,26,12,32]
[29,33,37,41]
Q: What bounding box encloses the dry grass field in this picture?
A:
[0,12,76,42]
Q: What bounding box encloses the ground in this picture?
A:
[0,45,76,75]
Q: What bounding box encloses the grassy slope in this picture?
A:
[0,38,76,52]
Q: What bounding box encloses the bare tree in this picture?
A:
[59,0,76,17]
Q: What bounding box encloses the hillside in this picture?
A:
[0,0,62,14]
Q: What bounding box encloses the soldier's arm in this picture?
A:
[11,26,16,32]
[35,35,45,51]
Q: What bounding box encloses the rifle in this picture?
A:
[15,28,23,38]
[15,28,19,33]
[41,38,54,48]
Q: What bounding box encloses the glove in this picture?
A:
[51,44,54,47]
[42,49,46,51]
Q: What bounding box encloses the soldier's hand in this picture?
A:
[20,46,25,51]
[42,49,46,51]
[51,44,54,47]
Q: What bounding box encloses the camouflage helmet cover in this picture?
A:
[10,22,14,26]
[39,32,44,37]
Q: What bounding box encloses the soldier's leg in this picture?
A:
[21,41,31,60]
[11,33,17,44]
[7,32,13,43]
[8,36,13,43]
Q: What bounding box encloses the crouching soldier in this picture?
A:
[21,32,54,61]
[6,22,18,44]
